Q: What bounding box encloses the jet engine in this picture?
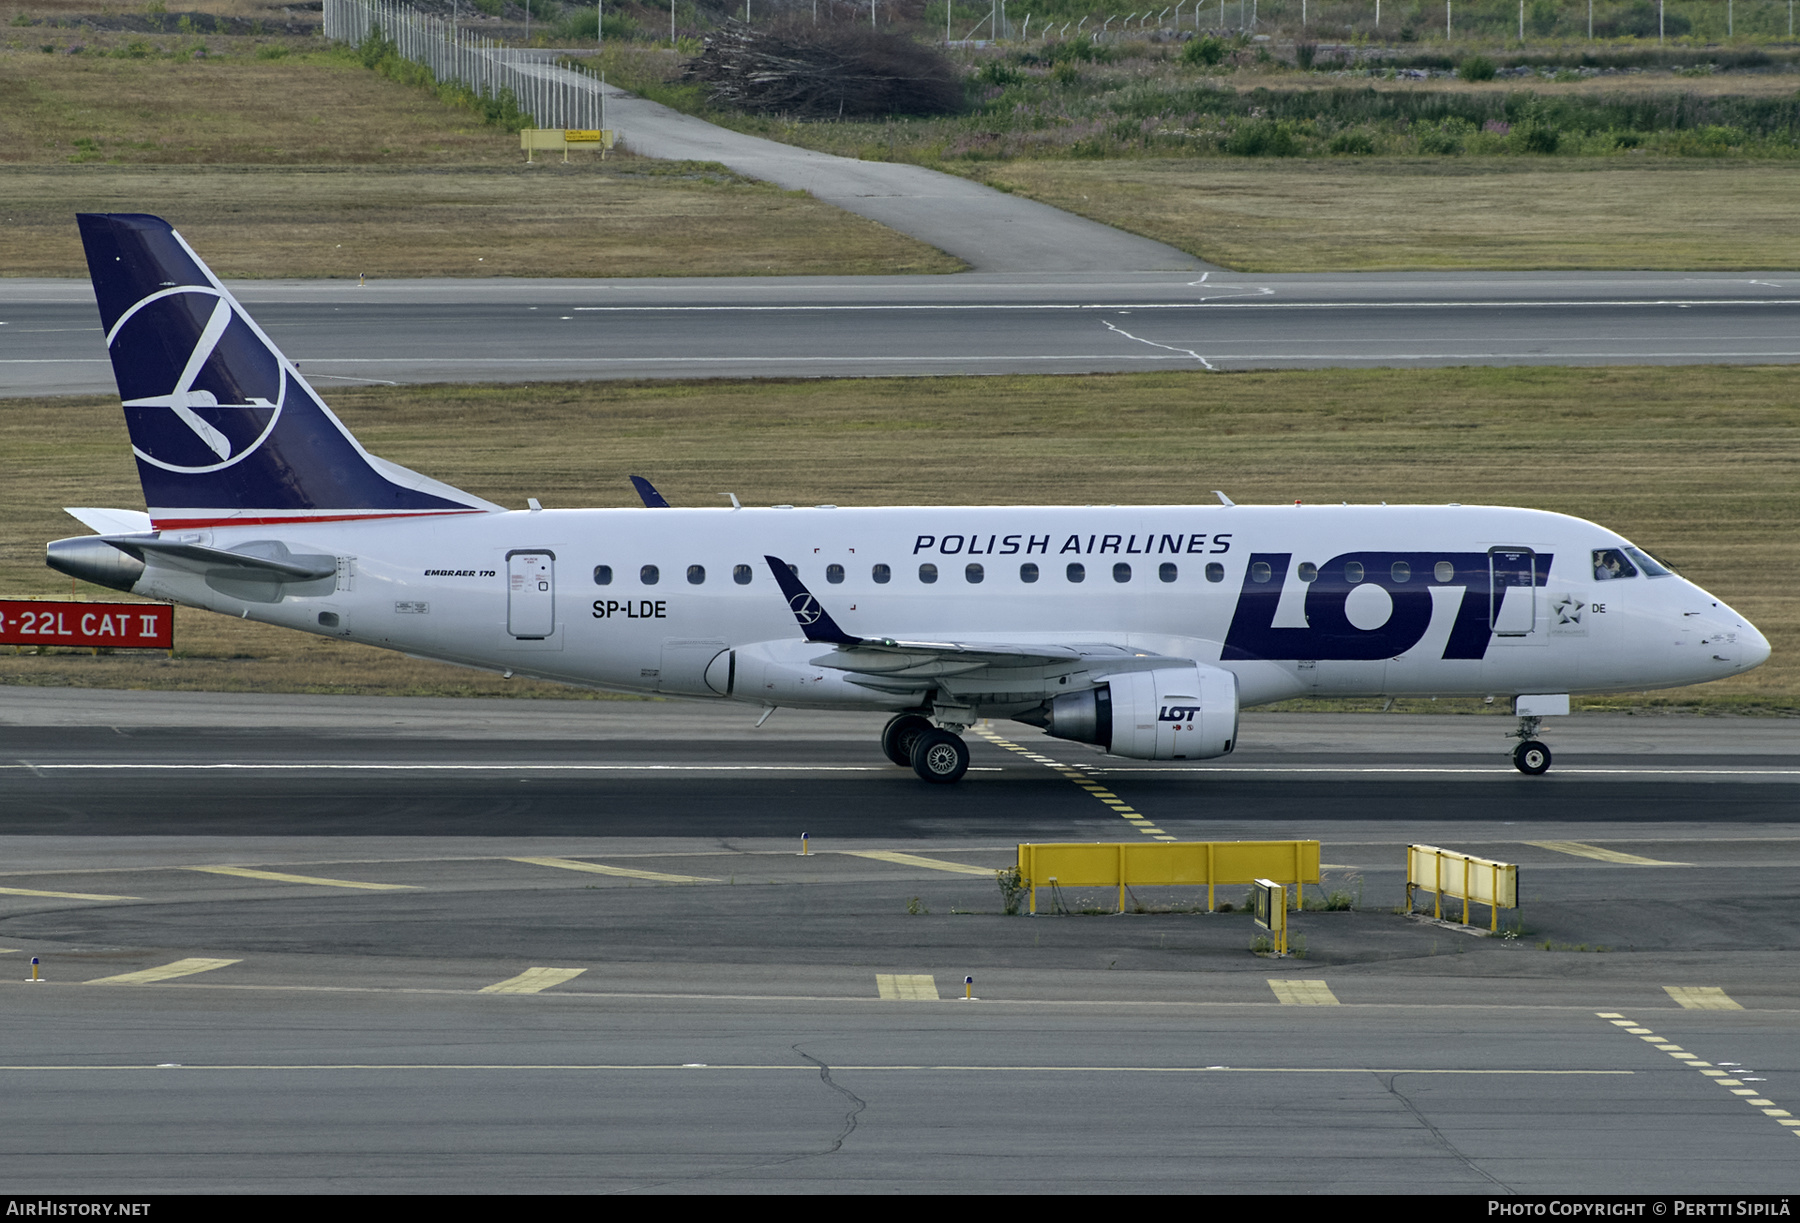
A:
[1017,662,1238,761]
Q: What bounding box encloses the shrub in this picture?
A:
[1518,123,1561,154]
[1459,55,1496,81]
[1226,119,1299,156]
[1182,35,1227,68]
[1294,41,1317,71]
[1329,129,1375,154]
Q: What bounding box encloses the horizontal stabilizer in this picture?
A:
[65,507,153,535]
[102,536,338,582]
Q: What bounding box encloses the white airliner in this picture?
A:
[48,214,1771,782]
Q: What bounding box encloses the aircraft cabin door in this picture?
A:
[1489,548,1539,637]
[507,550,555,639]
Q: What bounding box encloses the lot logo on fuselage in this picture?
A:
[105,287,285,473]
[789,592,823,625]
[1222,551,1552,662]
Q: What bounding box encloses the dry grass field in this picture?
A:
[0,38,960,277]
[4,365,1795,709]
[963,158,1800,271]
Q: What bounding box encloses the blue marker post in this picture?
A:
[800,832,810,857]
[963,975,975,1001]
[29,956,40,983]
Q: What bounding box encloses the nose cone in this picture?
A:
[1741,619,1773,672]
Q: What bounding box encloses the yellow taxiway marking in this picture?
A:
[1596,1012,1797,1140]
[876,974,940,1001]
[509,856,715,884]
[187,866,414,891]
[843,851,995,878]
[976,727,1175,840]
[1527,841,1689,867]
[480,967,587,995]
[1268,979,1340,1006]
[87,958,241,986]
[1665,986,1743,1011]
[0,886,138,902]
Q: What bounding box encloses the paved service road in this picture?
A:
[8,271,1800,396]
[3,691,1798,1191]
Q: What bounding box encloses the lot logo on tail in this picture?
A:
[106,287,285,473]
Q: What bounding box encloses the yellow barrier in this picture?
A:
[1017,841,1321,915]
[1406,844,1518,931]
[521,128,616,162]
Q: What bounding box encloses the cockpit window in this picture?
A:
[1622,546,1672,577]
[1592,548,1637,581]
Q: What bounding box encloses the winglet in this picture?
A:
[629,476,671,508]
[763,556,859,645]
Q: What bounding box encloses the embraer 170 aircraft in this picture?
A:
[48,214,1771,783]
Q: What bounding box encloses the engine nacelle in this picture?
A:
[1022,663,1238,761]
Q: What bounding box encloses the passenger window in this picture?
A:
[826,563,845,584]
[1159,562,1177,583]
[1250,561,1272,584]
[918,563,938,584]
[593,565,612,586]
[733,564,752,585]
[1592,548,1637,581]
[1297,562,1318,583]
[1391,561,1411,584]
[872,563,891,584]
[1066,562,1086,583]
[966,563,984,584]
[686,565,705,585]
[640,564,659,586]
[1020,562,1039,583]
[1344,561,1364,584]
[1434,561,1455,583]
[1205,563,1225,583]
[1113,563,1131,583]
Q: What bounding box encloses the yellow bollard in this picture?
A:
[30,957,40,982]
[799,832,809,857]
[963,975,974,1001]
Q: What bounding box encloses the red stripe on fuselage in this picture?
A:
[149,509,489,530]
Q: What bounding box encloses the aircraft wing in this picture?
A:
[761,555,1172,688]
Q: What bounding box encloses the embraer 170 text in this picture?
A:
[48,215,1771,783]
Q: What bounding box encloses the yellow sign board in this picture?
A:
[1406,843,1518,930]
[520,129,615,161]
[1017,840,1320,915]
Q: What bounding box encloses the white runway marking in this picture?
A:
[6,763,1793,777]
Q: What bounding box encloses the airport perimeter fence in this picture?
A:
[322,0,605,132]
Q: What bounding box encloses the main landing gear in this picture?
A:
[881,713,971,784]
[1512,716,1553,776]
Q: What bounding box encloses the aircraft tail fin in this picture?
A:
[76,213,499,530]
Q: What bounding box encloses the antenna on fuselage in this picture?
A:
[1213,490,1235,507]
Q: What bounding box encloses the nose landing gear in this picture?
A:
[1512,716,1552,775]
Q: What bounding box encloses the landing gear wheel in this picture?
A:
[1513,740,1552,776]
[910,728,970,784]
[881,714,933,768]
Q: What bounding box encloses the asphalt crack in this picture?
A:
[1379,1073,1514,1194]
[793,1044,867,1156]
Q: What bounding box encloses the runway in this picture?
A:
[2,690,1797,1191]
[7,269,1799,396]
